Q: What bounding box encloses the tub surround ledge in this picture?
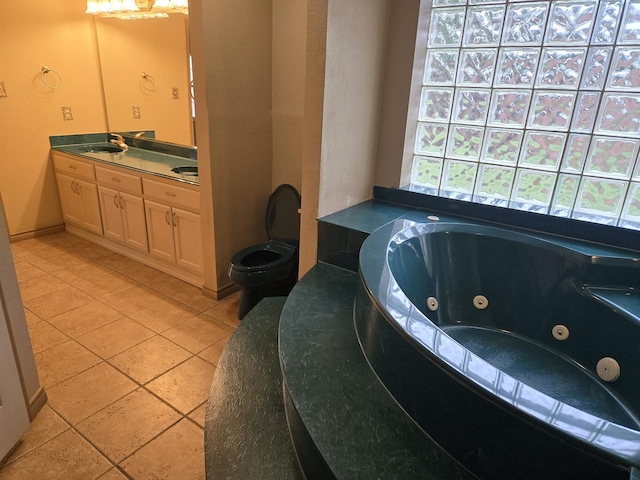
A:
[279,262,477,479]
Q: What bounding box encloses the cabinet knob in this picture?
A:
[68,165,77,170]
[112,177,121,183]
[119,196,125,210]
[165,211,171,225]
[113,195,119,208]
[165,191,176,197]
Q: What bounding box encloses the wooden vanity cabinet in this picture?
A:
[144,179,203,274]
[52,151,203,286]
[96,167,148,253]
[53,157,103,235]
[97,187,148,253]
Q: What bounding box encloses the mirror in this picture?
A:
[94,15,194,146]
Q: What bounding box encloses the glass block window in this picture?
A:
[410,0,640,229]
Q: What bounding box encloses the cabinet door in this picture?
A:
[98,186,125,243]
[172,207,204,274]
[121,192,148,253]
[145,199,176,263]
[76,180,103,235]
[56,173,83,226]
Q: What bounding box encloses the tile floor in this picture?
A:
[0,231,240,480]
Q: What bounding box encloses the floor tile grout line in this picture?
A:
[72,322,157,361]
[111,415,185,470]
[184,416,206,431]
[47,386,189,475]
[40,403,121,474]
[46,363,140,424]
[0,416,74,470]
[38,298,217,370]
[42,340,211,419]
[139,382,203,420]
[35,338,106,390]
[28,318,72,346]
[103,350,198,388]
[41,345,216,426]
[10,233,231,478]
[44,359,200,437]
[46,313,126,342]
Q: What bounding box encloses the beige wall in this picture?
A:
[299,0,391,274]
[198,0,274,292]
[272,0,306,192]
[196,0,307,295]
[0,0,307,296]
[299,0,328,276]
[96,15,194,146]
[188,0,217,292]
[317,0,389,218]
[1,0,417,293]
[0,0,108,237]
[374,0,422,188]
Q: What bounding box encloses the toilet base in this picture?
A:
[237,273,297,320]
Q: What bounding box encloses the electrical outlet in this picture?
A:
[61,106,73,121]
[0,82,7,98]
[172,87,179,99]
[132,106,141,119]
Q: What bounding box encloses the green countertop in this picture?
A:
[52,143,199,185]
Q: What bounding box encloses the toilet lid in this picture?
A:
[266,184,301,246]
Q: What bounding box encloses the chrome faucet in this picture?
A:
[110,133,128,150]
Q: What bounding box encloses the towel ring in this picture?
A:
[141,72,157,92]
[41,66,62,89]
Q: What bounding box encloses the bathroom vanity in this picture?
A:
[50,134,203,286]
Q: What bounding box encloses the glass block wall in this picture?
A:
[410,0,640,229]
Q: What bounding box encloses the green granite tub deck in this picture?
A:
[278,262,477,480]
[205,298,302,480]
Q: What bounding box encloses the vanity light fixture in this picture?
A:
[85,0,187,19]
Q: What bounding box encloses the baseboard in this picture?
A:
[202,282,239,301]
[0,439,22,468]
[28,386,48,421]
[10,224,65,243]
[65,224,205,288]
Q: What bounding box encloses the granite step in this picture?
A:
[279,262,477,479]
[205,297,303,480]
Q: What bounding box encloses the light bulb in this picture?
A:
[122,0,138,11]
[85,0,100,14]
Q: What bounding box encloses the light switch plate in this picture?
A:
[132,106,141,119]
[172,87,179,99]
[0,82,6,98]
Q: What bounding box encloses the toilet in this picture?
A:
[228,184,301,319]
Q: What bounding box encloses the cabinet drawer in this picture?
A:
[95,166,142,195]
[143,179,200,212]
[53,155,95,181]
